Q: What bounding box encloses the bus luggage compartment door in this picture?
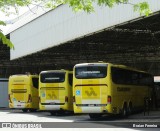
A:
[75,85,107,113]
[40,87,65,110]
[11,88,28,108]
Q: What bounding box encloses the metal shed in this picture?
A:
[0,78,9,108]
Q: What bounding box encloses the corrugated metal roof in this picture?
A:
[10,0,160,60]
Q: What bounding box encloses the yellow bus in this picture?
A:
[73,62,153,118]
[8,74,39,112]
[39,70,73,115]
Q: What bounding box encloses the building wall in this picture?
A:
[10,0,160,60]
[0,79,9,108]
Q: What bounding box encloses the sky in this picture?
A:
[0,2,51,35]
[0,6,35,34]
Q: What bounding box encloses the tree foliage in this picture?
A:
[0,32,14,49]
[64,0,151,15]
[0,0,151,49]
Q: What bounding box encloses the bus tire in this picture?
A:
[57,110,65,116]
[128,102,132,115]
[89,113,102,119]
[121,104,127,117]
[22,109,28,113]
[29,109,37,112]
[50,111,57,116]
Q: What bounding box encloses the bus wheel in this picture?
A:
[57,110,65,116]
[89,114,102,119]
[29,109,37,112]
[128,103,132,115]
[50,111,57,116]
[22,109,28,113]
[121,105,127,117]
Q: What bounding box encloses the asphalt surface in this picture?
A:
[0,108,160,129]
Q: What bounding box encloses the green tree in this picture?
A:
[0,0,151,49]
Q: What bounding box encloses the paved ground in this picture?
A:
[0,108,160,129]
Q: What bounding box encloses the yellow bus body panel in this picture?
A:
[8,75,39,110]
[73,78,109,113]
[39,70,73,112]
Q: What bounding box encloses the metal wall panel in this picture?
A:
[10,0,160,60]
[0,79,9,108]
[6,6,50,35]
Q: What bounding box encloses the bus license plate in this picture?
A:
[89,104,94,107]
[50,102,55,105]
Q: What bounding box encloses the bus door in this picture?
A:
[74,64,108,113]
[40,72,66,110]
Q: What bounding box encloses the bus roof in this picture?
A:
[9,74,38,78]
[40,70,72,74]
[74,62,110,67]
[74,62,149,74]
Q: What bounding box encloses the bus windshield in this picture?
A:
[40,72,65,83]
[75,64,107,79]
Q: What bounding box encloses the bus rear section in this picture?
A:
[73,63,109,117]
[8,74,39,112]
[39,70,73,114]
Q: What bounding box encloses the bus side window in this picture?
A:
[111,67,121,84]
[111,67,127,84]
[32,78,39,89]
[69,74,73,87]
[139,74,153,86]
[131,72,139,85]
